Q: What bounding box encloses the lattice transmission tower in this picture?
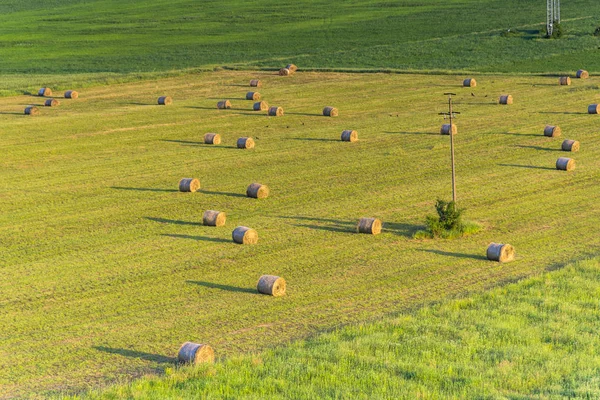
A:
[547,0,561,36]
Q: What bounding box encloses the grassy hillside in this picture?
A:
[1,70,600,398]
[74,257,600,399]
[0,0,599,77]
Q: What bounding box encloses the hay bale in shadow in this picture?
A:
[217,100,232,109]
[286,64,298,73]
[499,95,513,105]
[64,90,78,99]
[203,210,226,227]
[357,217,382,235]
[576,69,589,79]
[24,106,39,115]
[246,183,269,199]
[178,178,200,192]
[486,243,515,262]
[279,68,290,76]
[237,137,255,149]
[268,106,283,116]
[253,101,268,111]
[232,226,258,244]
[158,96,172,105]
[556,157,575,171]
[246,92,260,101]
[323,106,338,117]
[463,78,476,87]
[543,125,561,137]
[44,99,59,107]
[177,342,214,364]
[559,76,571,86]
[250,79,262,87]
[38,88,52,96]
[588,104,599,114]
[257,275,286,296]
[204,133,221,145]
[341,130,358,142]
[440,124,457,135]
[561,139,579,152]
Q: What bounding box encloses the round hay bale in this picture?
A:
[44,99,59,107]
[279,68,290,76]
[177,342,214,364]
[286,64,298,73]
[486,243,515,262]
[556,157,575,171]
[64,90,78,99]
[204,133,221,145]
[561,139,580,152]
[203,210,226,227]
[440,124,457,135]
[217,100,232,109]
[543,125,561,137]
[588,104,599,114]
[237,137,255,149]
[158,96,172,105]
[24,106,39,116]
[178,178,200,192]
[323,106,338,117]
[463,78,476,87]
[341,130,358,142]
[357,217,382,235]
[246,183,269,199]
[257,275,286,297]
[576,69,589,79]
[250,79,262,87]
[268,106,283,116]
[232,226,258,244]
[499,95,513,105]
[253,101,268,111]
[559,76,571,86]
[38,88,52,97]
[246,92,261,101]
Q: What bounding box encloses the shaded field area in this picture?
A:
[0,70,599,397]
[77,258,600,399]
[0,0,599,79]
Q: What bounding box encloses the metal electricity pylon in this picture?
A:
[439,93,460,203]
[547,0,561,36]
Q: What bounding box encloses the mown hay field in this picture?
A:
[1,70,600,398]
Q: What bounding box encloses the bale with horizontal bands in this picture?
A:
[543,125,561,137]
[463,78,476,87]
[341,130,358,142]
[486,243,515,262]
[217,100,232,109]
[559,76,571,86]
[64,90,78,99]
[253,101,268,111]
[246,92,260,101]
[178,178,200,192]
[204,133,221,145]
[440,124,457,135]
[44,99,59,107]
[499,95,513,105]
[588,104,599,114]
[247,183,269,199]
[232,226,258,244]
[158,96,172,105]
[237,137,255,149]
[177,342,214,364]
[576,69,589,79]
[357,218,382,235]
[24,106,39,115]
[323,106,338,117]
[250,79,262,87]
[203,210,226,227]
[38,88,52,96]
[556,157,575,171]
[268,106,283,116]
[561,139,579,152]
[257,275,286,296]
[279,68,290,76]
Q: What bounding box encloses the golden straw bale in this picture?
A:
[556,157,575,171]
[177,342,214,364]
[559,76,571,86]
[576,69,589,79]
[323,106,338,117]
[204,133,221,145]
[341,130,358,142]
[250,79,262,87]
[64,90,78,99]
[237,137,255,149]
[588,104,599,114]
[253,101,268,111]
[44,99,59,107]
[246,183,269,199]
[440,124,457,135]
[357,217,382,235]
[257,275,286,296]
[486,243,515,262]
[499,95,513,105]
[286,64,298,73]
[178,178,200,192]
[246,92,261,101]
[203,210,226,227]
[217,100,232,109]
[24,106,39,115]
[268,106,283,116]
[158,96,172,105]
[463,78,476,87]
[38,88,52,96]
[561,139,579,152]
[232,226,258,244]
[543,125,561,137]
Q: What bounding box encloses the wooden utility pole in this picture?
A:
[439,93,460,202]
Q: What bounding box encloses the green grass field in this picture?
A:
[0,0,599,80]
[75,257,600,399]
[2,70,600,398]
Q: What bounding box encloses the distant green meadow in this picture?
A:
[0,0,599,77]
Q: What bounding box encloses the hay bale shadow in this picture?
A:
[383,131,439,136]
[145,217,202,226]
[186,280,256,294]
[290,137,338,142]
[161,139,237,148]
[497,163,555,170]
[199,189,246,198]
[537,111,587,115]
[161,233,230,243]
[94,346,175,364]
[110,186,178,193]
[495,132,540,137]
[513,145,561,152]
[419,249,487,261]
